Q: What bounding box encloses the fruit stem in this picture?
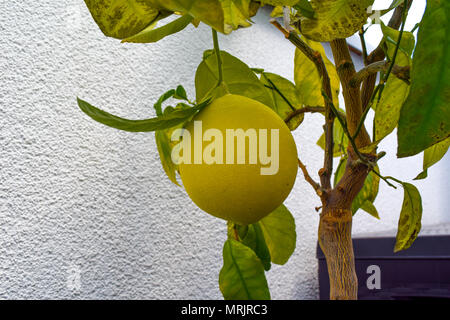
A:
[212,28,224,86]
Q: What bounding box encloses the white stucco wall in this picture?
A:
[0,1,448,299]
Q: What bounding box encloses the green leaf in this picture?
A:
[360,201,380,219]
[414,170,428,180]
[260,72,304,130]
[221,0,253,31]
[270,6,284,18]
[121,14,193,43]
[241,224,272,271]
[294,39,340,107]
[227,223,272,271]
[174,85,188,101]
[83,0,164,39]
[374,78,410,142]
[333,156,347,187]
[317,117,348,158]
[77,97,204,132]
[219,239,270,300]
[258,205,296,265]
[351,167,379,217]
[397,1,450,157]
[299,0,374,42]
[334,158,380,219]
[154,89,176,116]
[195,51,274,108]
[414,137,450,180]
[380,23,415,61]
[293,0,316,19]
[155,129,180,186]
[394,183,422,252]
[374,25,414,142]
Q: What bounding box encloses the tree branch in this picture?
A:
[284,106,347,124]
[358,28,368,65]
[271,19,335,190]
[330,39,371,149]
[284,106,325,122]
[350,61,410,88]
[361,0,412,110]
[298,158,322,196]
[212,29,223,85]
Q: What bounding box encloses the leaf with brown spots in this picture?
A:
[394,183,422,252]
[397,0,450,157]
[374,24,414,142]
[299,0,374,42]
[84,0,164,39]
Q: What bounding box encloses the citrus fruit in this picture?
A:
[178,94,298,225]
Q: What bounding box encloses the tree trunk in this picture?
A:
[318,207,357,300]
[317,149,374,300]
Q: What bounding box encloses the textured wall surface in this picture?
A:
[0,1,448,299]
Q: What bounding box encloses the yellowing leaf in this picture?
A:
[334,158,380,219]
[149,0,255,34]
[351,167,379,217]
[374,25,414,142]
[262,0,299,5]
[294,39,339,107]
[122,14,193,43]
[374,78,410,141]
[394,183,422,252]
[415,137,450,180]
[84,0,163,39]
[317,116,348,157]
[270,6,284,18]
[260,72,304,130]
[299,0,374,42]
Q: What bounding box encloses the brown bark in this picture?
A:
[317,6,411,297]
[330,39,371,148]
[322,38,375,300]
[318,149,374,299]
[271,20,378,300]
[318,208,357,300]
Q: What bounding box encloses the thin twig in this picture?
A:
[284,106,325,123]
[350,61,410,88]
[371,169,397,189]
[212,29,223,85]
[385,176,404,185]
[262,78,296,111]
[298,158,322,196]
[359,28,368,65]
[327,97,372,166]
[382,2,408,85]
[371,169,404,189]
